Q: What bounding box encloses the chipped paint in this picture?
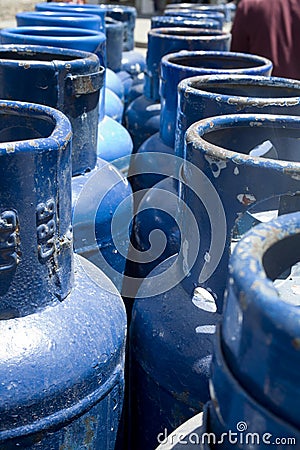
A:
[249,121,263,127]
[5,143,16,153]
[18,61,30,69]
[237,193,256,205]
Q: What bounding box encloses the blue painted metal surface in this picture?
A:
[208,212,300,448]
[97,115,133,168]
[0,100,126,449]
[100,4,137,52]
[130,55,288,279]
[221,213,300,431]
[125,95,161,151]
[19,5,127,100]
[105,16,124,72]
[0,44,131,290]
[72,157,133,292]
[32,2,129,98]
[121,50,146,76]
[116,67,144,111]
[128,114,300,450]
[16,10,101,31]
[144,28,231,102]
[101,4,146,105]
[105,87,124,123]
[164,10,225,28]
[0,26,133,165]
[125,28,231,152]
[151,15,221,30]
[16,11,126,101]
[35,2,106,32]
[106,67,125,100]
[154,225,300,450]
[0,44,102,177]
[0,25,106,66]
[165,3,232,23]
[181,114,300,299]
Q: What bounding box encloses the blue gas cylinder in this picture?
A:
[35,2,106,31]
[105,88,124,123]
[16,10,102,30]
[72,157,133,292]
[0,25,106,113]
[151,15,221,30]
[0,26,133,166]
[155,212,300,450]
[33,2,126,100]
[165,3,232,23]
[128,52,275,278]
[164,9,226,29]
[104,16,143,110]
[128,113,300,450]
[15,10,125,116]
[0,100,126,449]
[129,50,273,193]
[15,11,125,117]
[0,44,102,176]
[105,16,124,72]
[100,5,145,70]
[0,44,133,290]
[101,4,146,111]
[207,211,300,449]
[125,27,231,152]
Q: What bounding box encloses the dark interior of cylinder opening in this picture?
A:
[169,54,265,69]
[189,81,300,98]
[0,114,55,142]
[263,233,300,281]
[158,28,221,36]
[0,51,82,62]
[201,126,300,162]
[11,28,91,37]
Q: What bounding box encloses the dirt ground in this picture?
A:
[0,0,36,26]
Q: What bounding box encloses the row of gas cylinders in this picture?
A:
[0,2,299,450]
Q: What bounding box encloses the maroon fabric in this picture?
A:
[231,0,300,79]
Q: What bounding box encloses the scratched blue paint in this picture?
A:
[129,54,275,278]
[0,44,102,176]
[0,100,126,449]
[129,114,300,450]
[0,45,132,288]
[0,26,133,165]
[207,212,300,448]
